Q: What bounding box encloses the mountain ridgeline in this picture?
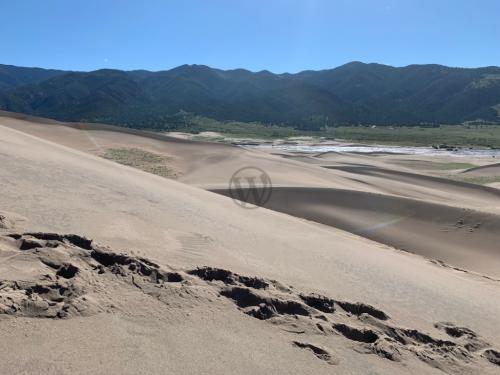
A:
[0,62,499,129]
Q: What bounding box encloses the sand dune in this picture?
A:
[462,162,500,177]
[2,231,499,374]
[1,112,499,212]
[323,165,500,206]
[260,147,500,211]
[1,112,500,374]
[212,186,500,278]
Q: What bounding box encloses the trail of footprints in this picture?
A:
[0,232,499,373]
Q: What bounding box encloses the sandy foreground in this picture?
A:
[1,112,500,374]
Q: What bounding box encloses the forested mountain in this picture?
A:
[0,64,65,90]
[1,62,499,128]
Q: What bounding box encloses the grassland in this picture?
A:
[102,148,177,178]
[173,116,306,139]
[171,116,500,148]
[329,125,500,148]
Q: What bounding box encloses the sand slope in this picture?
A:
[462,162,500,177]
[2,231,499,374]
[4,113,499,274]
[212,187,500,278]
[1,112,499,213]
[1,113,500,374]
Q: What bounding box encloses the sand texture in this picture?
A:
[1,111,500,374]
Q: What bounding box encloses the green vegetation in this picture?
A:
[327,125,500,148]
[1,62,499,128]
[167,117,500,149]
[102,148,177,178]
[450,175,500,185]
[0,64,63,90]
[168,115,308,139]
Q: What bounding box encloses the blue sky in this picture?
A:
[1,0,499,73]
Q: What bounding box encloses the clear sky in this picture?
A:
[1,0,499,73]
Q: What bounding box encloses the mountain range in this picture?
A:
[1,62,499,128]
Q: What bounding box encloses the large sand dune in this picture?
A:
[212,186,500,278]
[2,112,499,212]
[1,112,500,374]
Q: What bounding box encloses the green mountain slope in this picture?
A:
[0,64,65,90]
[0,62,499,128]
